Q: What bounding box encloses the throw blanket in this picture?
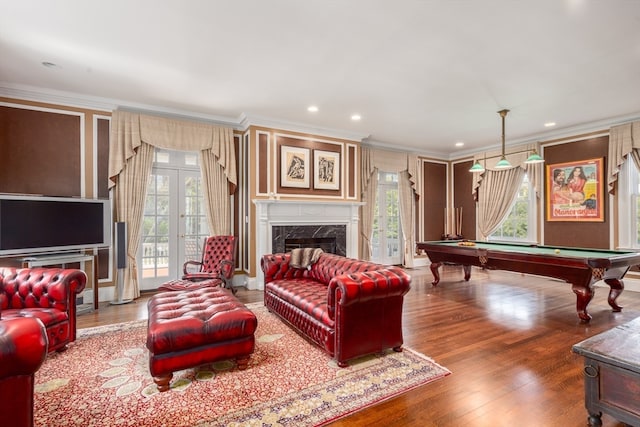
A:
[290,248,324,270]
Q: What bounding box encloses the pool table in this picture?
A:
[416,240,640,322]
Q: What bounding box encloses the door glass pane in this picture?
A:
[385,188,399,257]
[141,174,171,280]
[371,171,401,265]
[182,173,208,265]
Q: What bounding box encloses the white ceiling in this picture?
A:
[1,0,640,158]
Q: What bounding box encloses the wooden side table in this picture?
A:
[572,317,640,427]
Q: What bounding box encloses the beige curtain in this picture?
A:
[109,110,236,300]
[359,147,419,266]
[477,167,526,240]
[359,147,377,260]
[398,170,415,267]
[608,121,640,194]
[112,142,154,300]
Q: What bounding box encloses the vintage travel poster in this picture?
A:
[546,158,604,222]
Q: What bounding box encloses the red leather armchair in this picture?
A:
[0,267,87,352]
[182,235,237,292]
[0,316,48,427]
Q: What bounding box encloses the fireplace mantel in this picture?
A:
[252,199,364,290]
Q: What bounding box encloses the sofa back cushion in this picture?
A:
[308,253,384,284]
[0,267,70,311]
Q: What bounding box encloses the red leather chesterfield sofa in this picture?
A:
[261,252,411,366]
[0,316,48,427]
[0,267,87,352]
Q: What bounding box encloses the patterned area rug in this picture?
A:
[34,303,450,426]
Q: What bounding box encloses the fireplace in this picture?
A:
[272,224,346,256]
[253,200,363,289]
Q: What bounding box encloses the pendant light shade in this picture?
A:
[525,149,544,164]
[494,156,512,168]
[469,161,485,173]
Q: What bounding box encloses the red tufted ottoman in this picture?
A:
[146,286,257,392]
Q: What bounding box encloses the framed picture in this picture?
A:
[546,157,604,222]
[280,145,310,188]
[314,150,340,190]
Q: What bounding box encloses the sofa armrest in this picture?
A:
[327,267,411,317]
[0,317,48,379]
[261,253,309,283]
[0,267,87,311]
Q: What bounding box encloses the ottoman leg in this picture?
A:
[153,373,173,392]
[236,355,250,370]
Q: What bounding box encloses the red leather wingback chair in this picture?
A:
[0,316,48,427]
[182,235,238,293]
[0,267,87,352]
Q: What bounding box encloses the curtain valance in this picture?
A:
[109,110,236,189]
[607,121,640,194]
[361,147,419,196]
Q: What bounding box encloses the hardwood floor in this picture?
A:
[76,267,639,427]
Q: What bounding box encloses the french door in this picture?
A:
[139,152,209,290]
[371,171,402,265]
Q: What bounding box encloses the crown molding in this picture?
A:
[0,82,240,128]
[239,112,369,143]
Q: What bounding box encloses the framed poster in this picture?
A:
[314,150,340,190]
[280,145,310,188]
[546,157,604,222]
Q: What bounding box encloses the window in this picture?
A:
[618,158,640,249]
[489,174,536,242]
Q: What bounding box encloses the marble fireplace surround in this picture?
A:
[252,200,363,290]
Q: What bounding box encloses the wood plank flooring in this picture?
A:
[76,266,640,427]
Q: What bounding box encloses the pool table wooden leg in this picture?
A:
[430,262,442,285]
[462,265,471,281]
[604,277,624,312]
[572,283,594,323]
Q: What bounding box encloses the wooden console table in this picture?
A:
[572,317,640,426]
[20,252,98,311]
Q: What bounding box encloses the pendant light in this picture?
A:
[494,109,511,169]
[525,149,545,164]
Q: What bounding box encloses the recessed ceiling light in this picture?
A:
[41,61,58,68]
[544,122,556,127]
[307,105,318,113]
[455,142,464,147]
[351,114,361,121]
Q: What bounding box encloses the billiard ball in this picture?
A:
[554,249,560,254]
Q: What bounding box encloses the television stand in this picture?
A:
[20,252,98,311]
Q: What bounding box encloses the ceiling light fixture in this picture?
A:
[307,105,318,112]
[469,109,545,173]
[544,122,556,127]
[494,109,512,169]
[351,114,361,121]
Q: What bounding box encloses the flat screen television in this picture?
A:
[0,194,112,256]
